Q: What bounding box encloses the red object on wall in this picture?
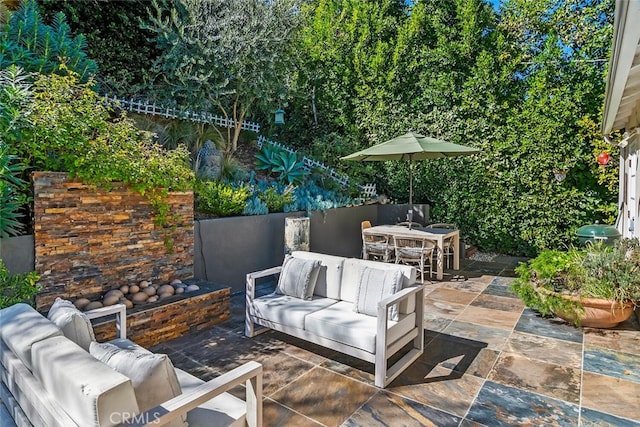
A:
[597,151,611,166]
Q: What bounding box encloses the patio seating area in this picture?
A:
[147,256,640,427]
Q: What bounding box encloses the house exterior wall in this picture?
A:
[618,136,640,238]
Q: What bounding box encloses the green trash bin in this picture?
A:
[576,223,621,246]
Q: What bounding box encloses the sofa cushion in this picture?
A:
[291,251,345,299]
[276,255,321,300]
[31,335,139,427]
[354,267,403,320]
[47,297,96,351]
[305,301,417,354]
[0,303,62,371]
[250,293,337,330]
[341,259,416,314]
[90,342,186,427]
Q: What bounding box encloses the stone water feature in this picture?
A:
[32,172,230,347]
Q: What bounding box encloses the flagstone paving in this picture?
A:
[151,257,640,427]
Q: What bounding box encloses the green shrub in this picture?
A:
[0,259,40,309]
[196,181,250,217]
[0,0,97,82]
[0,143,29,237]
[258,186,295,213]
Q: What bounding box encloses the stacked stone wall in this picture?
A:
[33,172,194,312]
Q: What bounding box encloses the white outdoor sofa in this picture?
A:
[0,301,262,427]
[245,251,425,388]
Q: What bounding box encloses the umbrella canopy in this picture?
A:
[341,131,479,209]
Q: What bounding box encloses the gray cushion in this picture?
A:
[47,297,96,351]
[354,266,402,320]
[90,342,186,427]
[276,255,321,300]
[0,303,62,370]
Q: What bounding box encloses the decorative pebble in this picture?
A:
[147,296,159,303]
[102,295,120,306]
[142,286,156,296]
[84,301,103,311]
[129,285,140,294]
[175,287,184,294]
[104,289,124,299]
[74,298,91,310]
[170,279,182,286]
[119,285,129,294]
[158,292,172,300]
[119,298,134,310]
[185,284,200,292]
[139,280,150,288]
[132,292,149,304]
[158,284,175,295]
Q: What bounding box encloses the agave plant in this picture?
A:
[255,145,308,185]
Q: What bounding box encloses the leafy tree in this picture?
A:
[0,0,97,81]
[143,0,302,154]
[39,0,161,94]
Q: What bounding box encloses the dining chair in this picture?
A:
[426,223,456,268]
[393,236,435,282]
[363,232,393,263]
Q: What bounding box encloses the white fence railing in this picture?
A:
[257,136,376,195]
[103,94,376,197]
[104,94,261,133]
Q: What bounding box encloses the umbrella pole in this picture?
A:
[408,156,413,229]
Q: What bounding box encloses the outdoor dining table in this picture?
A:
[362,225,460,280]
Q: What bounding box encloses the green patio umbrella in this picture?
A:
[341,131,479,216]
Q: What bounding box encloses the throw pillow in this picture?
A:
[354,267,403,320]
[276,255,321,300]
[47,297,96,351]
[89,342,186,427]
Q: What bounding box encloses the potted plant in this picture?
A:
[512,238,640,328]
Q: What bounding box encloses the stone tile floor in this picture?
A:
[151,256,640,427]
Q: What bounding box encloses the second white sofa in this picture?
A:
[245,251,425,388]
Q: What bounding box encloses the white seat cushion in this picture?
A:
[31,335,139,427]
[0,303,62,371]
[304,301,417,353]
[250,293,337,329]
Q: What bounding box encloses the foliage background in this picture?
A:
[1,0,621,257]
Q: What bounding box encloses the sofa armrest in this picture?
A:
[377,284,425,327]
[84,303,127,340]
[246,266,282,301]
[378,284,424,313]
[123,361,263,427]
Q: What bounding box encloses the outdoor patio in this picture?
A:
[149,256,640,427]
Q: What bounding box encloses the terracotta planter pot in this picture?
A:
[556,295,635,328]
